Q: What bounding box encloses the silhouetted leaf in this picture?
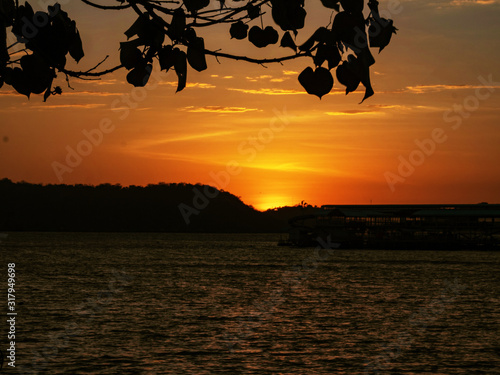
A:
[314,44,341,69]
[320,0,340,11]
[183,0,210,13]
[246,4,260,20]
[120,42,143,70]
[249,26,267,48]
[0,76,3,89]
[187,36,207,72]
[336,59,360,94]
[125,14,149,39]
[336,55,361,95]
[280,31,296,51]
[271,0,306,31]
[69,29,84,63]
[158,45,174,71]
[173,48,187,92]
[298,27,331,51]
[170,8,186,41]
[126,63,152,87]
[20,53,54,94]
[0,0,15,26]
[230,21,248,40]
[10,67,30,98]
[298,66,333,99]
[0,22,8,67]
[340,0,363,14]
[11,2,34,40]
[369,17,397,52]
[43,85,51,102]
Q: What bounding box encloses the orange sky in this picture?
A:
[1,0,500,210]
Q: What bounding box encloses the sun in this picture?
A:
[252,195,294,211]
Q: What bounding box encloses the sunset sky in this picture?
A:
[1,0,500,210]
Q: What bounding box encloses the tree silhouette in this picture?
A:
[0,0,396,101]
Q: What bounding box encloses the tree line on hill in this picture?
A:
[0,179,322,232]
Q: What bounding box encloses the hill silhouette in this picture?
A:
[0,178,317,233]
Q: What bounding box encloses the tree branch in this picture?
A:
[59,64,124,78]
[79,0,131,10]
[204,49,309,65]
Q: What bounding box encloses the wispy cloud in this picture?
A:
[151,131,236,144]
[30,103,107,110]
[405,83,500,93]
[227,87,305,95]
[283,70,299,76]
[179,106,261,113]
[325,109,385,116]
[449,0,496,6]
[160,82,215,89]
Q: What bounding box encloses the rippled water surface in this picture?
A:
[2,232,500,374]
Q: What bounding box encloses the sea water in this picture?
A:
[1,232,499,374]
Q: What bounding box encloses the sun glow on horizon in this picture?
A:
[251,195,296,211]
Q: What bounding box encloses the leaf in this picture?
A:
[248,26,277,48]
[187,36,207,72]
[69,28,84,63]
[320,0,340,11]
[170,8,186,41]
[336,59,360,94]
[369,17,397,52]
[340,0,364,14]
[314,44,341,69]
[229,21,248,40]
[10,67,30,98]
[20,53,54,94]
[173,48,187,92]
[43,85,51,102]
[299,27,331,52]
[0,20,8,67]
[271,0,306,32]
[246,4,260,20]
[0,0,15,26]
[158,45,174,71]
[183,0,210,13]
[0,76,3,89]
[280,31,296,51]
[125,14,149,39]
[11,3,34,40]
[248,26,267,48]
[298,66,333,99]
[120,42,143,70]
[126,63,152,87]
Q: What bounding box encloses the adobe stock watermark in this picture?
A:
[51,68,169,182]
[384,74,499,193]
[178,106,293,224]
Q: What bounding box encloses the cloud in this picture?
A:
[283,70,299,75]
[152,131,236,144]
[161,82,215,89]
[179,106,261,113]
[227,87,305,95]
[245,75,274,82]
[405,83,500,93]
[30,104,107,110]
[325,109,384,116]
[449,0,496,5]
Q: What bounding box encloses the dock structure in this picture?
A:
[287,204,500,249]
